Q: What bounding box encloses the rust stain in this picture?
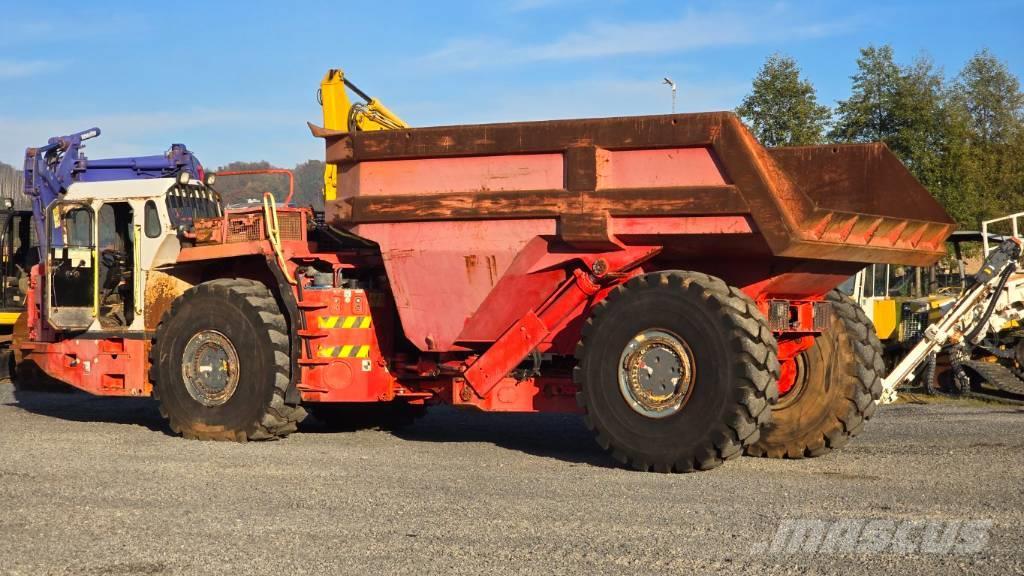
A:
[486,255,497,286]
[464,254,478,283]
[323,111,953,267]
[145,271,195,331]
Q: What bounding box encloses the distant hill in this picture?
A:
[0,161,31,210]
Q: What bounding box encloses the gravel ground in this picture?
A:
[1,383,1023,575]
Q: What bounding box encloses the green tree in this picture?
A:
[292,159,325,211]
[954,49,1024,145]
[884,55,976,225]
[830,45,903,144]
[736,54,831,146]
[889,57,947,180]
[829,45,999,227]
[946,49,1024,222]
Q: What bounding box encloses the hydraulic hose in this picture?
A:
[964,262,1016,345]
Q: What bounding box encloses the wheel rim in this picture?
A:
[775,352,809,409]
[181,329,240,407]
[618,329,695,418]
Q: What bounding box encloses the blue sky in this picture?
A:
[1,0,1022,169]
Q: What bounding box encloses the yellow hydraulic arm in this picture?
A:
[320,69,408,201]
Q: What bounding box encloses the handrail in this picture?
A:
[262,192,296,285]
[133,224,143,316]
[982,212,1024,254]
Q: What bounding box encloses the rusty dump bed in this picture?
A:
[318,112,954,266]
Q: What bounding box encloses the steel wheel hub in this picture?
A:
[181,329,240,407]
[618,329,695,418]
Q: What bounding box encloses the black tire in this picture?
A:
[574,271,780,473]
[151,278,306,441]
[746,290,883,458]
[308,402,426,432]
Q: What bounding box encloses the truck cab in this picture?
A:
[44,177,220,333]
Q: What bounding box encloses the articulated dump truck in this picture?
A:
[17,112,953,472]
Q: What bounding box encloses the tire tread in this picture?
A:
[150,278,305,442]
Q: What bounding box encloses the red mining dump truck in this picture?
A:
[17,111,953,472]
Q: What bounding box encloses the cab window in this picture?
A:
[144,200,162,238]
[60,206,93,247]
[165,185,222,229]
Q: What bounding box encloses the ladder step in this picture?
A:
[298,330,328,339]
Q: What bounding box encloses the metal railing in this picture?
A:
[215,169,296,205]
[982,212,1024,254]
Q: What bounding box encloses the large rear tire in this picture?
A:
[575,271,780,472]
[746,290,883,458]
[151,279,305,441]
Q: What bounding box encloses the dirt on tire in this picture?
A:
[150,278,305,441]
[747,290,884,458]
[575,270,780,472]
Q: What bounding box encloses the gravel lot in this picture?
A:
[1,383,1023,575]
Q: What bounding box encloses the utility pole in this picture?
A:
[662,77,677,113]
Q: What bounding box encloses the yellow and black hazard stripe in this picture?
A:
[318,344,371,358]
[317,315,372,329]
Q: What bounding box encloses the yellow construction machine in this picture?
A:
[318,69,408,201]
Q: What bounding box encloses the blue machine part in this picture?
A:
[23,128,204,257]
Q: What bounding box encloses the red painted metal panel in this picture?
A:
[322,113,955,267]
[595,147,727,189]
[610,215,754,236]
[296,287,399,403]
[21,338,151,397]
[451,376,580,413]
[351,219,556,351]
[341,153,564,197]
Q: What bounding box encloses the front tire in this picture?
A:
[151,279,305,441]
[746,291,883,458]
[575,271,780,472]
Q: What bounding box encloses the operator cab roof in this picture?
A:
[62,178,205,202]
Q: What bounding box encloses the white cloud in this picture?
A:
[0,107,303,168]
[421,5,855,70]
[0,59,64,78]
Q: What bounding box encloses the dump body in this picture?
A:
[316,112,954,353]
